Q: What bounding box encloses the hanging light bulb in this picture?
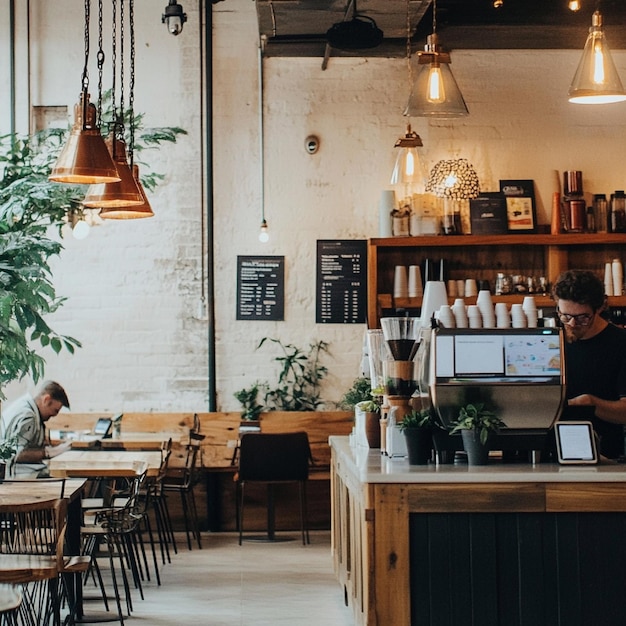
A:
[390,124,423,186]
[569,11,626,104]
[162,0,187,36]
[258,219,270,243]
[49,0,119,184]
[404,0,469,118]
[568,0,581,11]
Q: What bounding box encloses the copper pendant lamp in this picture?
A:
[82,133,144,208]
[99,164,154,219]
[49,0,119,184]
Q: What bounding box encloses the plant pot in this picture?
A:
[461,429,491,466]
[364,412,381,448]
[403,428,432,465]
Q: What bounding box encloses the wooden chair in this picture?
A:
[0,497,66,626]
[236,432,312,545]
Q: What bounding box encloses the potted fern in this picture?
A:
[450,402,506,465]
[0,437,17,480]
[399,409,434,465]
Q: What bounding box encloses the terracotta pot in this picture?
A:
[363,412,381,448]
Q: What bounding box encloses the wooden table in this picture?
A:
[48,450,162,478]
[98,431,182,450]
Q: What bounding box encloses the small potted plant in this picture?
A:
[355,399,382,448]
[450,402,506,465]
[398,408,434,465]
[233,382,265,426]
[0,437,17,480]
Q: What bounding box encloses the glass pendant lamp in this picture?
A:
[568,10,626,104]
[404,0,468,118]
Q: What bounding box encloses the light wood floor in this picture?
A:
[82,530,355,626]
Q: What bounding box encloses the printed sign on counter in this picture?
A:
[237,256,285,321]
[316,240,367,324]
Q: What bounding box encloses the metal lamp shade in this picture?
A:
[99,164,154,219]
[49,93,120,184]
[82,135,144,208]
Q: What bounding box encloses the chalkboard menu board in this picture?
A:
[237,256,285,321]
[316,240,367,324]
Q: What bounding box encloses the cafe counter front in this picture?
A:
[330,436,626,626]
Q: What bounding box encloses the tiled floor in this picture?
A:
[82,531,355,626]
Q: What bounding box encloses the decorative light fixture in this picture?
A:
[98,164,154,219]
[390,124,423,186]
[84,0,150,215]
[49,0,119,184]
[568,0,581,11]
[258,219,269,243]
[162,0,187,36]
[425,158,480,235]
[568,10,626,104]
[65,202,104,240]
[404,0,469,118]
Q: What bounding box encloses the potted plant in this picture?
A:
[450,402,506,465]
[339,377,382,448]
[355,399,382,448]
[399,409,434,465]
[233,382,265,426]
[0,437,17,479]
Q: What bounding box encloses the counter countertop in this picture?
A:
[329,436,626,484]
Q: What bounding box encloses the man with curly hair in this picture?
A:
[552,269,626,458]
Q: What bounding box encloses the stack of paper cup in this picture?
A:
[437,305,456,328]
[465,279,478,298]
[394,265,408,298]
[420,281,449,328]
[476,290,495,328]
[456,280,465,298]
[408,265,423,298]
[451,299,468,328]
[522,296,538,328]
[494,302,511,328]
[510,303,527,328]
[467,305,483,328]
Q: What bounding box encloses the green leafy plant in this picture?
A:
[355,400,380,413]
[339,377,373,410]
[257,338,330,411]
[0,437,17,461]
[398,408,435,432]
[233,382,265,421]
[450,402,506,445]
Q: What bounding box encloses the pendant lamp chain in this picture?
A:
[129,0,136,168]
[96,0,105,126]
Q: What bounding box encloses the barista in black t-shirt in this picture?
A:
[553,269,626,459]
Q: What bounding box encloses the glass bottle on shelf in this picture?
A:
[594,194,608,233]
[610,191,626,233]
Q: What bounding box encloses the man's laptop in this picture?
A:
[79,415,118,442]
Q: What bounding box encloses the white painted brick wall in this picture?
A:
[2,0,626,413]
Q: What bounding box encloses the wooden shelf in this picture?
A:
[367,235,626,328]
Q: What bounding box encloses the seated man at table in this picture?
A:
[1,380,72,477]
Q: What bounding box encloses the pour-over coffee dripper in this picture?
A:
[380,317,421,361]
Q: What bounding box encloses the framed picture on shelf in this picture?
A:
[499,179,537,233]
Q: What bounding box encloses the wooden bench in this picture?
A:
[47,410,354,531]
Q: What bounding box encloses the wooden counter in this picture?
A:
[330,437,626,626]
